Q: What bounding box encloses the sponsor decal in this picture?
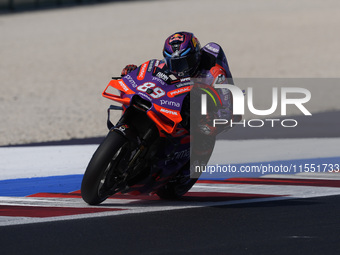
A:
[152,76,166,86]
[124,74,137,88]
[137,61,149,80]
[180,77,191,83]
[160,99,180,108]
[169,33,184,43]
[156,72,169,82]
[175,81,194,88]
[173,77,193,88]
[118,80,129,92]
[137,92,152,101]
[206,44,219,53]
[160,108,178,116]
[167,86,191,98]
[169,74,177,81]
[147,60,155,72]
[204,44,219,53]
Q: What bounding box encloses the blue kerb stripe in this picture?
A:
[0,174,83,197]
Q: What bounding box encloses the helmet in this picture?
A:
[163,32,201,77]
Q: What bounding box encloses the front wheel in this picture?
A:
[81,131,128,205]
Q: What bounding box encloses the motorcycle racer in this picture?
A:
[119,32,237,198]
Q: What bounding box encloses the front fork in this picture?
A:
[107,103,159,170]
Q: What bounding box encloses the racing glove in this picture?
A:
[121,64,137,77]
[198,112,218,136]
[210,64,227,85]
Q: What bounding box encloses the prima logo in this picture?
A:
[124,74,137,88]
[160,99,180,108]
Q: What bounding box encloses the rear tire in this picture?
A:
[81,131,128,205]
[157,176,198,200]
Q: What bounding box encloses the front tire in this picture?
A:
[81,131,128,205]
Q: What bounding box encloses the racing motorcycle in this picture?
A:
[81,60,215,205]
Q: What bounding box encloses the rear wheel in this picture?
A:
[156,162,198,199]
[81,131,128,205]
[156,178,198,199]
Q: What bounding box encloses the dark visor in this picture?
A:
[166,53,198,74]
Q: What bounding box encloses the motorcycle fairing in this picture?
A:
[102,60,192,135]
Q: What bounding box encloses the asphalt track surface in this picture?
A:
[1,195,339,255]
